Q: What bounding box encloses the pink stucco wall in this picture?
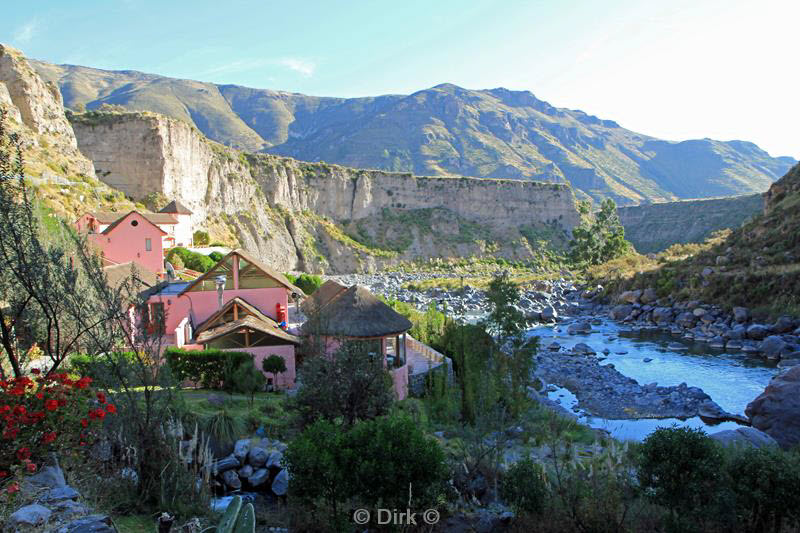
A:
[391,364,408,400]
[239,345,296,390]
[149,287,290,335]
[86,212,165,274]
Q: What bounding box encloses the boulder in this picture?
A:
[566,321,591,335]
[222,469,241,490]
[9,504,52,528]
[675,312,697,328]
[547,342,561,352]
[540,306,558,322]
[233,439,251,463]
[42,486,80,503]
[271,469,289,496]
[266,450,283,469]
[733,307,749,323]
[760,336,789,360]
[238,465,254,479]
[247,446,269,467]
[746,366,800,449]
[248,468,270,487]
[619,290,641,304]
[692,307,707,317]
[27,462,67,490]
[773,316,796,334]
[746,324,770,341]
[640,288,658,304]
[212,455,239,474]
[710,427,778,448]
[652,307,674,325]
[610,304,633,320]
[57,514,116,533]
[571,343,596,355]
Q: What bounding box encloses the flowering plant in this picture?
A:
[0,371,114,494]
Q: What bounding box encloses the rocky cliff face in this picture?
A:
[618,194,764,253]
[69,112,581,273]
[0,44,95,181]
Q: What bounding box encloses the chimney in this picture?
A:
[215,275,226,309]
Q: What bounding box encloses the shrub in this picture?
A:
[0,372,113,493]
[284,414,447,525]
[231,360,266,406]
[726,446,800,532]
[208,251,224,263]
[501,458,547,516]
[193,230,210,246]
[293,341,394,427]
[166,247,214,273]
[165,348,251,389]
[637,426,724,519]
[167,253,184,271]
[294,273,323,295]
[201,409,246,454]
[69,352,141,386]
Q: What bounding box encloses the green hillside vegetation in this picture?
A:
[591,163,800,319]
[33,62,795,204]
[618,193,764,253]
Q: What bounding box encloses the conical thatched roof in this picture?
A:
[300,279,347,314]
[301,285,412,338]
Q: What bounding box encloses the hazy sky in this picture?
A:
[3,0,798,157]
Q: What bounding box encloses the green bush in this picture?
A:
[193,230,210,246]
[637,426,724,519]
[726,446,800,531]
[231,360,266,405]
[501,458,547,516]
[294,273,323,295]
[262,354,287,388]
[69,352,142,386]
[202,409,246,452]
[166,247,215,273]
[208,251,224,262]
[284,414,447,525]
[165,347,252,389]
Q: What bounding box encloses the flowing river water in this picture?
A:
[528,318,779,441]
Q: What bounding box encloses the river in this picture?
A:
[529,318,779,441]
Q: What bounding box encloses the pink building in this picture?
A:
[159,200,194,248]
[300,281,412,400]
[144,249,303,390]
[77,211,171,275]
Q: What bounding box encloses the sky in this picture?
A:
[2,0,798,157]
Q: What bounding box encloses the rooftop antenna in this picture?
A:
[215,275,226,309]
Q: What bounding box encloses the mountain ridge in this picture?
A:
[31,58,795,205]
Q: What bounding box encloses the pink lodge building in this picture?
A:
[143,249,304,390]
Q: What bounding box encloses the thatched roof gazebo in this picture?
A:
[300,284,412,369]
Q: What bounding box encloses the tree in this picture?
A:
[293,341,394,427]
[569,198,631,266]
[284,414,447,525]
[502,458,547,516]
[192,230,210,246]
[262,354,287,390]
[232,360,266,406]
[638,426,724,526]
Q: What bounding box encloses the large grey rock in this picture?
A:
[247,446,269,467]
[26,460,67,489]
[773,316,796,334]
[619,290,641,304]
[566,321,591,335]
[710,427,778,448]
[238,464,254,478]
[222,469,241,490]
[271,469,289,496]
[212,455,239,474]
[733,307,749,323]
[248,468,270,487]
[610,304,632,320]
[571,343,596,355]
[652,307,674,325]
[42,486,80,503]
[640,288,658,304]
[57,514,115,533]
[746,324,771,340]
[540,306,558,322]
[760,336,790,360]
[266,450,283,469]
[746,366,800,449]
[233,439,251,463]
[9,504,52,528]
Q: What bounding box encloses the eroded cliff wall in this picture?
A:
[69,112,581,273]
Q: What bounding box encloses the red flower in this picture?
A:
[45,399,59,411]
[75,377,92,389]
[12,405,26,416]
[42,432,57,444]
[80,418,88,428]
[26,462,36,473]
[0,405,10,414]
[6,482,19,494]
[57,398,66,407]
[105,404,116,414]
[36,392,44,400]
[94,409,106,419]
[0,471,7,478]
[16,447,31,461]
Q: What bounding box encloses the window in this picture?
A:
[145,238,152,251]
[131,220,139,227]
[146,302,165,335]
